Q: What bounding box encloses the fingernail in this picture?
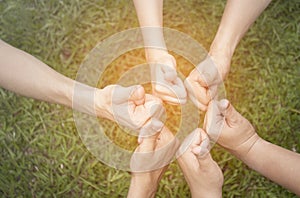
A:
[199,146,208,156]
[220,99,229,109]
[192,145,209,158]
[138,136,143,144]
[192,146,202,154]
[201,138,210,149]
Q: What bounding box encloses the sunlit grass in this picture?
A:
[0,0,299,197]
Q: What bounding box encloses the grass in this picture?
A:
[0,0,299,197]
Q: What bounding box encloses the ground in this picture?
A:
[0,0,299,197]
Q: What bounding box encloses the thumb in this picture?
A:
[113,85,144,105]
[128,85,145,106]
[177,128,201,158]
[162,64,177,82]
[138,119,164,151]
[192,130,213,165]
[204,100,224,141]
[159,54,177,82]
[195,56,220,87]
[218,99,240,127]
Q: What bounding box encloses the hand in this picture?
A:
[204,99,260,156]
[148,53,187,105]
[128,126,179,198]
[177,128,223,198]
[184,53,230,111]
[94,85,165,135]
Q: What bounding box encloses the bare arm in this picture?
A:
[236,137,300,195]
[210,0,272,58]
[133,0,187,104]
[0,40,166,134]
[133,0,167,59]
[185,0,272,110]
[128,126,178,198]
[205,100,300,196]
[0,39,75,109]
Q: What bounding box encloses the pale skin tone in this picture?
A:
[205,99,300,196]
[128,126,223,198]
[4,0,294,196]
[133,0,187,105]
[128,2,277,195]
[131,126,181,173]
[0,39,165,135]
[128,126,177,198]
[185,0,272,111]
[177,128,223,198]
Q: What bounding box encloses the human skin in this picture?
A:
[185,0,272,111]
[177,128,223,198]
[205,99,300,196]
[133,0,187,105]
[0,39,165,134]
[128,127,223,198]
[128,126,179,198]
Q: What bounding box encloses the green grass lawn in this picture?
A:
[0,0,299,197]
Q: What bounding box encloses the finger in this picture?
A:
[184,77,211,106]
[153,54,177,82]
[173,77,187,100]
[138,119,164,147]
[112,85,145,105]
[129,85,145,106]
[204,100,225,141]
[161,80,187,103]
[162,64,177,82]
[156,94,186,105]
[131,126,176,172]
[192,130,211,160]
[164,71,177,82]
[160,53,177,70]
[220,100,241,128]
[153,81,187,105]
[188,94,207,111]
[195,56,221,87]
[115,93,161,131]
[112,107,137,129]
[209,85,219,101]
[144,94,165,119]
[156,126,177,149]
[217,99,229,113]
[177,128,202,157]
[184,78,208,110]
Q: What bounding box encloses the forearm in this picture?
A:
[128,176,156,198]
[0,40,97,116]
[236,137,300,195]
[210,0,271,56]
[133,0,167,60]
[133,0,163,27]
[0,40,74,106]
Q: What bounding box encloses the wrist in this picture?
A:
[50,76,74,108]
[231,133,261,159]
[210,40,235,60]
[145,48,169,63]
[72,82,97,116]
[207,48,231,80]
[128,175,157,198]
[94,86,113,120]
[140,26,168,62]
[210,24,240,58]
